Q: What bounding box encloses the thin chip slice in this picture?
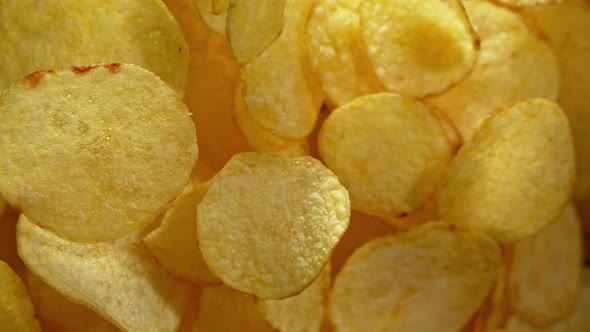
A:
[227,0,285,63]
[195,0,227,35]
[358,0,478,97]
[427,0,560,142]
[197,152,349,299]
[241,0,324,140]
[143,181,219,284]
[17,215,193,332]
[0,261,41,332]
[0,0,188,95]
[508,204,583,327]
[436,99,575,243]
[319,93,453,218]
[329,222,501,332]
[0,64,198,242]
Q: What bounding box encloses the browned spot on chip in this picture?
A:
[72,66,94,75]
[105,63,122,74]
[25,71,46,88]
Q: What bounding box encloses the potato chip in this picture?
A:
[24,272,119,332]
[240,0,324,140]
[0,261,41,332]
[318,93,453,218]
[358,0,478,98]
[195,0,227,35]
[436,99,575,243]
[17,215,193,332]
[426,0,560,142]
[329,222,501,332]
[143,181,219,284]
[0,0,188,95]
[496,0,563,7]
[305,0,385,108]
[212,0,228,14]
[226,0,285,63]
[508,203,583,327]
[197,152,349,299]
[0,64,197,242]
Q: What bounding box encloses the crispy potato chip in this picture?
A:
[508,204,583,327]
[305,0,385,108]
[227,0,285,63]
[319,93,453,218]
[241,0,324,140]
[0,64,197,242]
[24,272,119,332]
[0,0,188,95]
[0,261,40,332]
[195,0,227,35]
[436,99,575,243]
[143,181,219,284]
[212,0,228,14]
[197,152,349,299]
[329,222,501,332]
[427,0,560,142]
[496,0,563,7]
[17,215,193,332]
[358,0,478,97]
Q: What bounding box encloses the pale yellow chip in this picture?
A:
[508,203,583,327]
[241,0,324,140]
[16,215,193,332]
[0,64,198,242]
[358,0,477,97]
[427,0,560,142]
[319,92,453,218]
[195,0,227,35]
[0,261,41,332]
[329,222,501,332]
[436,99,575,243]
[496,0,563,7]
[0,0,188,95]
[197,152,350,299]
[226,0,285,63]
[143,181,219,284]
[305,0,385,108]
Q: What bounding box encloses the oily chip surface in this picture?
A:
[0,64,197,242]
[197,152,349,299]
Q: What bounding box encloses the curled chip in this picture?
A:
[0,0,189,95]
[318,92,453,218]
[427,0,560,142]
[197,152,349,299]
[436,99,575,243]
[305,0,385,108]
[0,261,41,332]
[0,64,198,242]
[227,0,285,63]
[358,0,478,97]
[17,215,193,332]
[195,0,227,35]
[329,222,501,332]
[508,204,583,327]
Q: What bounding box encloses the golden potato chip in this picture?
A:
[143,181,219,284]
[241,0,324,140]
[427,0,560,142]
[305,0,385,108]
[318,93,453,218]
[212,0,228,14]
[508,204,583,327]
[0,261,41,332]
[195,0,227,35]
[24,272,119,332]
[358,0,478,97]
[17,215,193,332]
[226,0,285,63]
[197,152,349,299]
[0,0,188,95]
[436,99,575,243]
[0,64,197,242]
[496,0,563,7]
[329,222,501,332]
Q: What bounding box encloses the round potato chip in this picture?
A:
[358,0,477,97]
[0,63,198,242]
[436,99,575,243]
[0,261,41,332]
[318,93,453,218]
[508,204,583,327]
[329,222,501,332]
[197,152,350,299]
[0,0,189,95]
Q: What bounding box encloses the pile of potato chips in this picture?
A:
[0,0,589,331]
